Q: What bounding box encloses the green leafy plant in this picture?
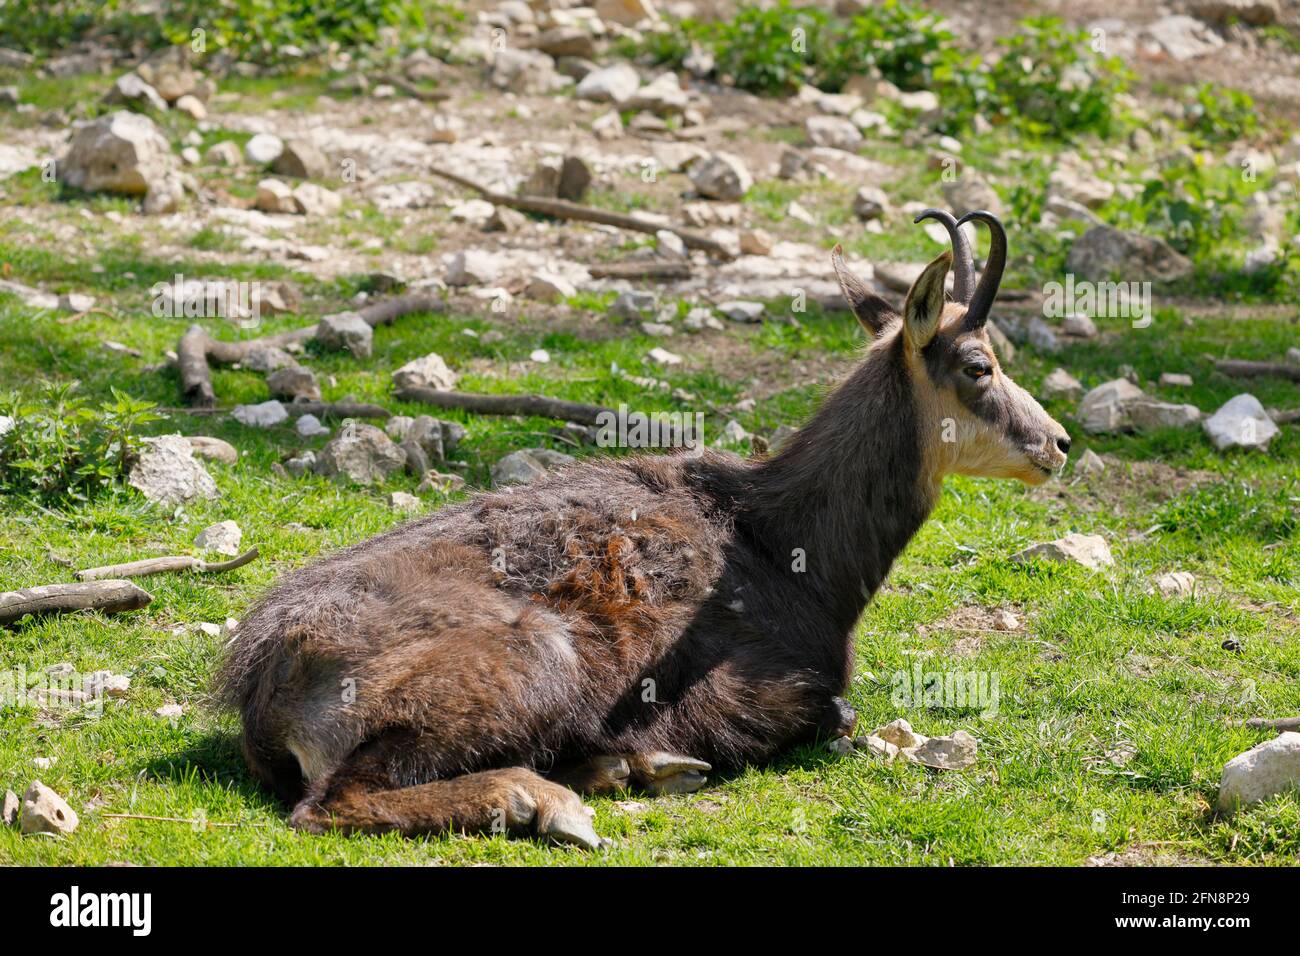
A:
[0,383,161,503]
[1182,82,1258,146]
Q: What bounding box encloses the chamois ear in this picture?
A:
[831,244,898,337]
[902,250,950,351]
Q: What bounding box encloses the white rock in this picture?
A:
[1218,732,1300,812]
[648,346,682,366]
[854,735,899,760]
[245,132,285,166]
[575,63,640,104]
[874,718,927,750]
[155,703,184,719]
[446,249,501,286]
[21,781,78,835]
[1041,367,1084,401]
[1013,532,1114,571]
[393,352,457,391]
[314,423,406,484]
[595,0,659,26]
[2,789,17,826]
[525,271,577,301]
[295,413,329,437]
[61,111,175,198]
[1128,400,1202,431]
[291,182,342,216]
[195,519,242,556]
[717,300,765,323]
[316,312,373,358]
[232,400,289,428]
[1078,378,1145,434]
[1203,394,1278,451]
[492,448,574,487]
[530,349,551,363]
[689,152,753,201]
[254,177,297,214]
[1155,571,1196,597]
[1159,372,1194,387]
[388,491,421,512]
[128,434,220,507]
[1074,448,1106,476]
[805,115,863,151]
[185,436,238,465]
[908,730,978,770]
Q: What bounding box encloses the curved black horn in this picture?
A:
[913,208,975,303]
[955,210,1006,331]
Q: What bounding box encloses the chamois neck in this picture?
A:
[747,336,939,628]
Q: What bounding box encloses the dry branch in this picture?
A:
[75,547,260,582]
[177,294,444,407]
[0,580,152,625]
[395,386,615,427]
[1269,408,1300,425]
[429,167,734,258]
[376,75,451,102]
[587,261,692,281]
[1229,716,1300,731]
[1214,359,1300,383]
[286,401,391,420]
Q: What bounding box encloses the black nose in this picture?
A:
[1056,437,1072,455]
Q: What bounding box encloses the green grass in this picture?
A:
[2,241,1298,865]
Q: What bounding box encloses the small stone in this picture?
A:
[284,451,317,477]
[908,730,978,770]
[1159,373,1194,387]
[232,400,289,428]
[648,346,682,366]
[1074,448,1105,476]
[1155,571,1196,598]
[195,519,242,556]
[84,670,130,699]
[1217,731,1300,812]
[993,610,1021,631]
[21,781,79,835]
[314,423,406,485]
[1062,314,1098,338]
[1041,368,1084,401]
[245,132,285,166]
[417,470,467,494]
[273,139,329,179]
[874,718,927,750]
[656,229,687,260]
[805,115,862,151]
[392,352,457,392]
[266,365,321,401]
[492,448,574,487]
[388,491,421,512]
[717,300,765,323]
[1127,400,1202,431]
[575,63,640,104]
[739,229,774,256]
[525,271,577,301]
[1203,394,1278,451]
[173,94,206,120]
[530,349,551,364]
[291,182,342,216]
[206,141,242,166]
[689,152,753,201]
[852,185,890,221]
[2,789,18,826]
[128,435,220,507]
[1013,532,1114,571]
[446,249,501,286]
[1078,378,1146,434]
[155,703,184,719]
[254,177,297,214]
[853,735,899,760]
[827,736,854,756]
[181,436,236,465]
[610,290,657,320]
[316,312,373,358]
[296,413,329,437]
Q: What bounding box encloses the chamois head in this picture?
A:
[831,209,1070,486]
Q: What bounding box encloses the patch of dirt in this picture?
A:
[1030,455,1219,515]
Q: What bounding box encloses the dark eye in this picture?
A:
[963,364,991,380]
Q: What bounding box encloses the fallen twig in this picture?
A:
[102,813,265,829]
[0,580,152,625]
[55,307,117,326]
[1214,359,1300,383]
[177,294,444,407]
[396,386,615,427]
[429,167,734,258]
[376,74,451,102]
[75,547,259,582]
[1228,716,1300,731]
[287,401,392,420]
[587,261,692,280]
[1269,408,1300,424]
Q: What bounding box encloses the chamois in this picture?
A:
[219,210,1070,849]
